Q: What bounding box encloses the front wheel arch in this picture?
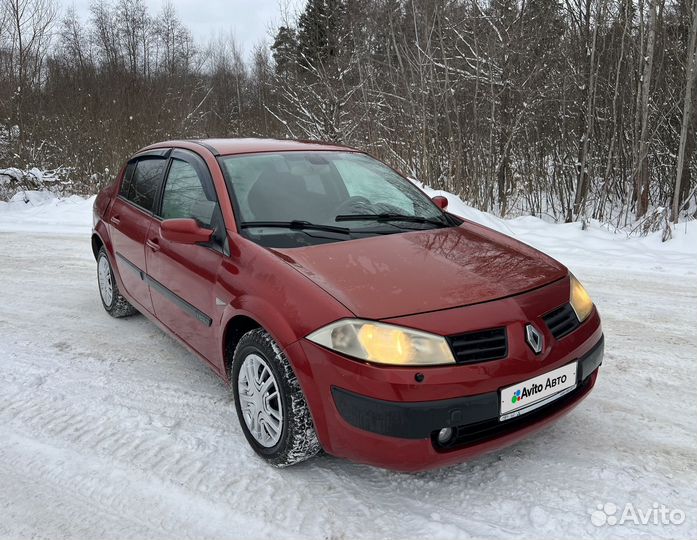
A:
[220,300,298,379]
[223,314,261,379]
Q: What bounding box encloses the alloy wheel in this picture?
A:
[98,255,114,307]
[237,353,283,447]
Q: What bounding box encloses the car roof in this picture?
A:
[139,138,357,157]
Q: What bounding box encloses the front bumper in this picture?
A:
[286,290,604,472]
[332,336,602,443]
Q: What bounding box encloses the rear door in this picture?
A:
[109,150,169,313]
[145,149,226,364]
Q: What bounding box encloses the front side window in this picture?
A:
[160,157,225,248]
[122,157,165,211]
[160,159,218,227]
[220,151,451,247]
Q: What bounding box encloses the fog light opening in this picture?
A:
[437,427,453,444]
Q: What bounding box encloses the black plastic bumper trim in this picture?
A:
[332,386,499,439]
[580,335,604,379]
[331,335,604,439]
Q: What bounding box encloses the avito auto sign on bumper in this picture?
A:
[500,362,578,420]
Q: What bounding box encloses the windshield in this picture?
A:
[220,151,453,247]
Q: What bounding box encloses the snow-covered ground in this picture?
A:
[1,191,696,539]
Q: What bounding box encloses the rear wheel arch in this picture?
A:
[92,231,128,298]
[96,245,138,317]
[91,233,104,261]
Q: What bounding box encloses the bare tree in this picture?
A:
[0,0,695,234]
[206,32,246,135]
[633,0,663,218]
[59,6,90,72]
[155,1,191,77]
[2,0,56,151]
[117,0,149,77]
[571,0,607,221]
[90,0,121,71]
[672,0,697,221]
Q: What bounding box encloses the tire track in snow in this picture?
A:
[1,232,695,539]
[0,432,285,540]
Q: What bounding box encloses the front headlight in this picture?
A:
[569,274,594,322]
[306,319,456,366]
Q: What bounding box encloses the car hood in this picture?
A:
[271,222,567,319]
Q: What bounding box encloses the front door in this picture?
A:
[145,149,227,366]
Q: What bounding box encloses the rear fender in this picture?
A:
[92,217,128,296]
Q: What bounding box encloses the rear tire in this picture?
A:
[232,328,321,467]
[97,247,137,318]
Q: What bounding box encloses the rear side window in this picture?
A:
[120,157,166,212]
[119,162,136,198]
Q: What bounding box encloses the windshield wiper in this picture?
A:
[240,220,352,235]
[335,213,448,228]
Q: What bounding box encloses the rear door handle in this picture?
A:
[110,214,121,225]
[146,238,160,252]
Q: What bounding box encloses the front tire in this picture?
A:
[97,247,137,318]
[232,328,321,467]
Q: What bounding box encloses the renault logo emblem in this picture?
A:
[525,324,544,354]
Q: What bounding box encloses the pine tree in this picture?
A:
[296,0,346,70]
[271,25,297,78]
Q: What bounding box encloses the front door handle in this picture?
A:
[146,238,160,252]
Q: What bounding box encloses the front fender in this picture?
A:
[221,295,298,353]
[215,233,354,382]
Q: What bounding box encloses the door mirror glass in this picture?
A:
[160,218,213,244]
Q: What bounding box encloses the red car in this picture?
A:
[92,138,603,472]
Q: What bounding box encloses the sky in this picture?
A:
[63,0,304,60]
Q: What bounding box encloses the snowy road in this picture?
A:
[1,227,696,539]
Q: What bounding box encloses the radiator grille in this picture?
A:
[447,328,507,364]
[543,303,580,340]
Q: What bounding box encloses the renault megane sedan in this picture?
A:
[92,138,604,471]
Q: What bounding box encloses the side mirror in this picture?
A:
[161,218,213,244]
[432,196,448,210]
